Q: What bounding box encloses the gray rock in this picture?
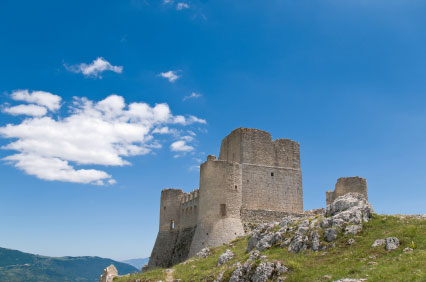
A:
[256,233,274,251]
[403,247,413,253]
[99,265,118,282]
[196,247,210,259]
[280,238,292,247]
[275,261,288,275]
[326,193,374,225]
[252,262,275,282]
[333,279,367,282]
[297,226,309,235]
[321,218,332,228]
[348,239,355,245]
[385,237,400,251]
[288,234,308,253]
[310,230,320,251]
[344,224,362,235]
[218,249,234,266]
[248,250,260,261]
[324,228,338,242]
[372,239,385,247]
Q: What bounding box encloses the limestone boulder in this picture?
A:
[310,230,320,251]
[326,193,373,223]
[288,234,308,253]
[252,262,275,282]
[99,265,118,282]
[344,224,362,235]
[324,228,338,242]
[196,247,210,259]
[372,239,385,247]
[385,237,400,251]
[218,249,234,266]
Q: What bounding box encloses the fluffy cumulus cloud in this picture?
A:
[0,92,206,185]
[170,140,194,152]
[10,90,61,111]
[159,70,180,83]
[65,57,123,78]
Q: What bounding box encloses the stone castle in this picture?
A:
[147,128,367,270]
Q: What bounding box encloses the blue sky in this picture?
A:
[1,0,426,261]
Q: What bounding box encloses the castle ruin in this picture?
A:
[147,128,303,269]
[326,176,368,205]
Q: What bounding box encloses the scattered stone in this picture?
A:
[275,261,288,275]
[324,228,338,242]
[385,237,400,251]
[280,238,292,247]
[347,239,355,245]
[218,249,234,266]
[99,265,118,282]
[310,230,320,251]
[372,239,385,247]
[288,234,308,253]
[344,224,362,235]
[252,262,275,282]
[196,247,210,259]
[248,250,260,261]
[367,261,378,265]
[369,255,376,259]
[323,274,332,279]
[403,247,413,253]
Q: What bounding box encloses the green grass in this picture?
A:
[116,215,426,282]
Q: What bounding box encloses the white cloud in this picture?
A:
[11,90,61,111]
[159,70,180,83]
[65,57,123,78]
[163,0,173,3]
[173,115,206,125]
[3,104,47,117]
[176,2,190,10]
[170,140,194,152]
[0,93,205,185]
[183,92,202,101]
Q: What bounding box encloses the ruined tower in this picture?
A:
[147,128,303,269]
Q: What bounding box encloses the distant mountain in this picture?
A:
[121,258,149,270]
[0,247,138,282]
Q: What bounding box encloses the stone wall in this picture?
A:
[240,208,304,226]
[326,177,368,205]
[241,164,303,213]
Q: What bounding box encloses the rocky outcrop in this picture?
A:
[99,265,118,282]
[245,193,374,255]
[230,260,288,282]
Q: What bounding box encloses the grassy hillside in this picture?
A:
[0,247,138,282]
[116,214,426,282]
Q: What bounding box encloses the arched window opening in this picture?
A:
[170,220,175,230]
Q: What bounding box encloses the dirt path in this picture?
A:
[165,268,175,282]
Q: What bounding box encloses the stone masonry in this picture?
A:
[147,128,303,269]
[326,176,368,206]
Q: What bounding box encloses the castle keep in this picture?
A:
[147,128,303,269]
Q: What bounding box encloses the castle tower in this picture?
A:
[147,189,183,268]
[188,155,245,257]
[219,128,303,214]
[326,177,368,205]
